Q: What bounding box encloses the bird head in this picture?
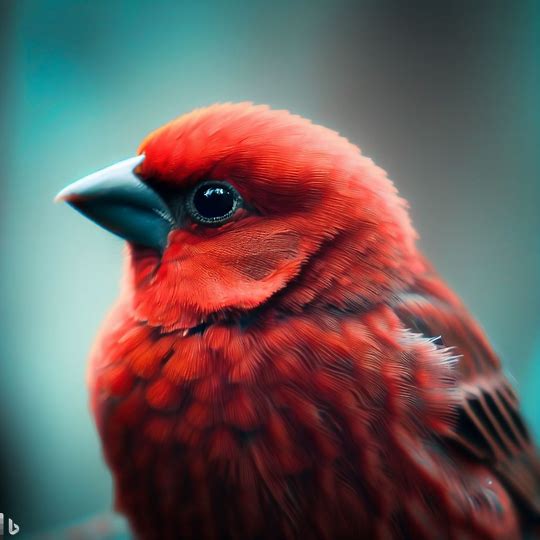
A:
[57,103,420,332]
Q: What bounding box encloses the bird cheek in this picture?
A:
[131,229,307,329]
[160,230,198,261]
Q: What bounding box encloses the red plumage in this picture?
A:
[81,104,540,539]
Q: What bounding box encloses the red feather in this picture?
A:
[84,103,539,539]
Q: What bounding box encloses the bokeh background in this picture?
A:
[1,0,539,536]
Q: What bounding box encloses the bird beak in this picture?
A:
[56,155,173,251]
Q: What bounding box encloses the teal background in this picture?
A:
[1,0,538,536]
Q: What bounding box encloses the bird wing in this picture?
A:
[392,270,540,518]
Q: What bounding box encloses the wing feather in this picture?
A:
[392,273,540,516]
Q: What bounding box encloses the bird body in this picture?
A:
[59,104,540,539]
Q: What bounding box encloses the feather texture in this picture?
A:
[82,104,539,539]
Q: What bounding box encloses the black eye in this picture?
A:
[186,181,242,225]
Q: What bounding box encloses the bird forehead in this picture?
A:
[136,103,350,192]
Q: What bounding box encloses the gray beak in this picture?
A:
[56,155,173,251]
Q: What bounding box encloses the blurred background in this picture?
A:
[0,0,538,536]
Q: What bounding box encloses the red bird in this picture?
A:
[57,103,540,539]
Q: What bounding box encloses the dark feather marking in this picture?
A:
[468,392,510,458]
[483,391,521,451]
[455,404,494,459]
[496,388,530,444]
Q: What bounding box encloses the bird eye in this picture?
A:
[186,181,242,225]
